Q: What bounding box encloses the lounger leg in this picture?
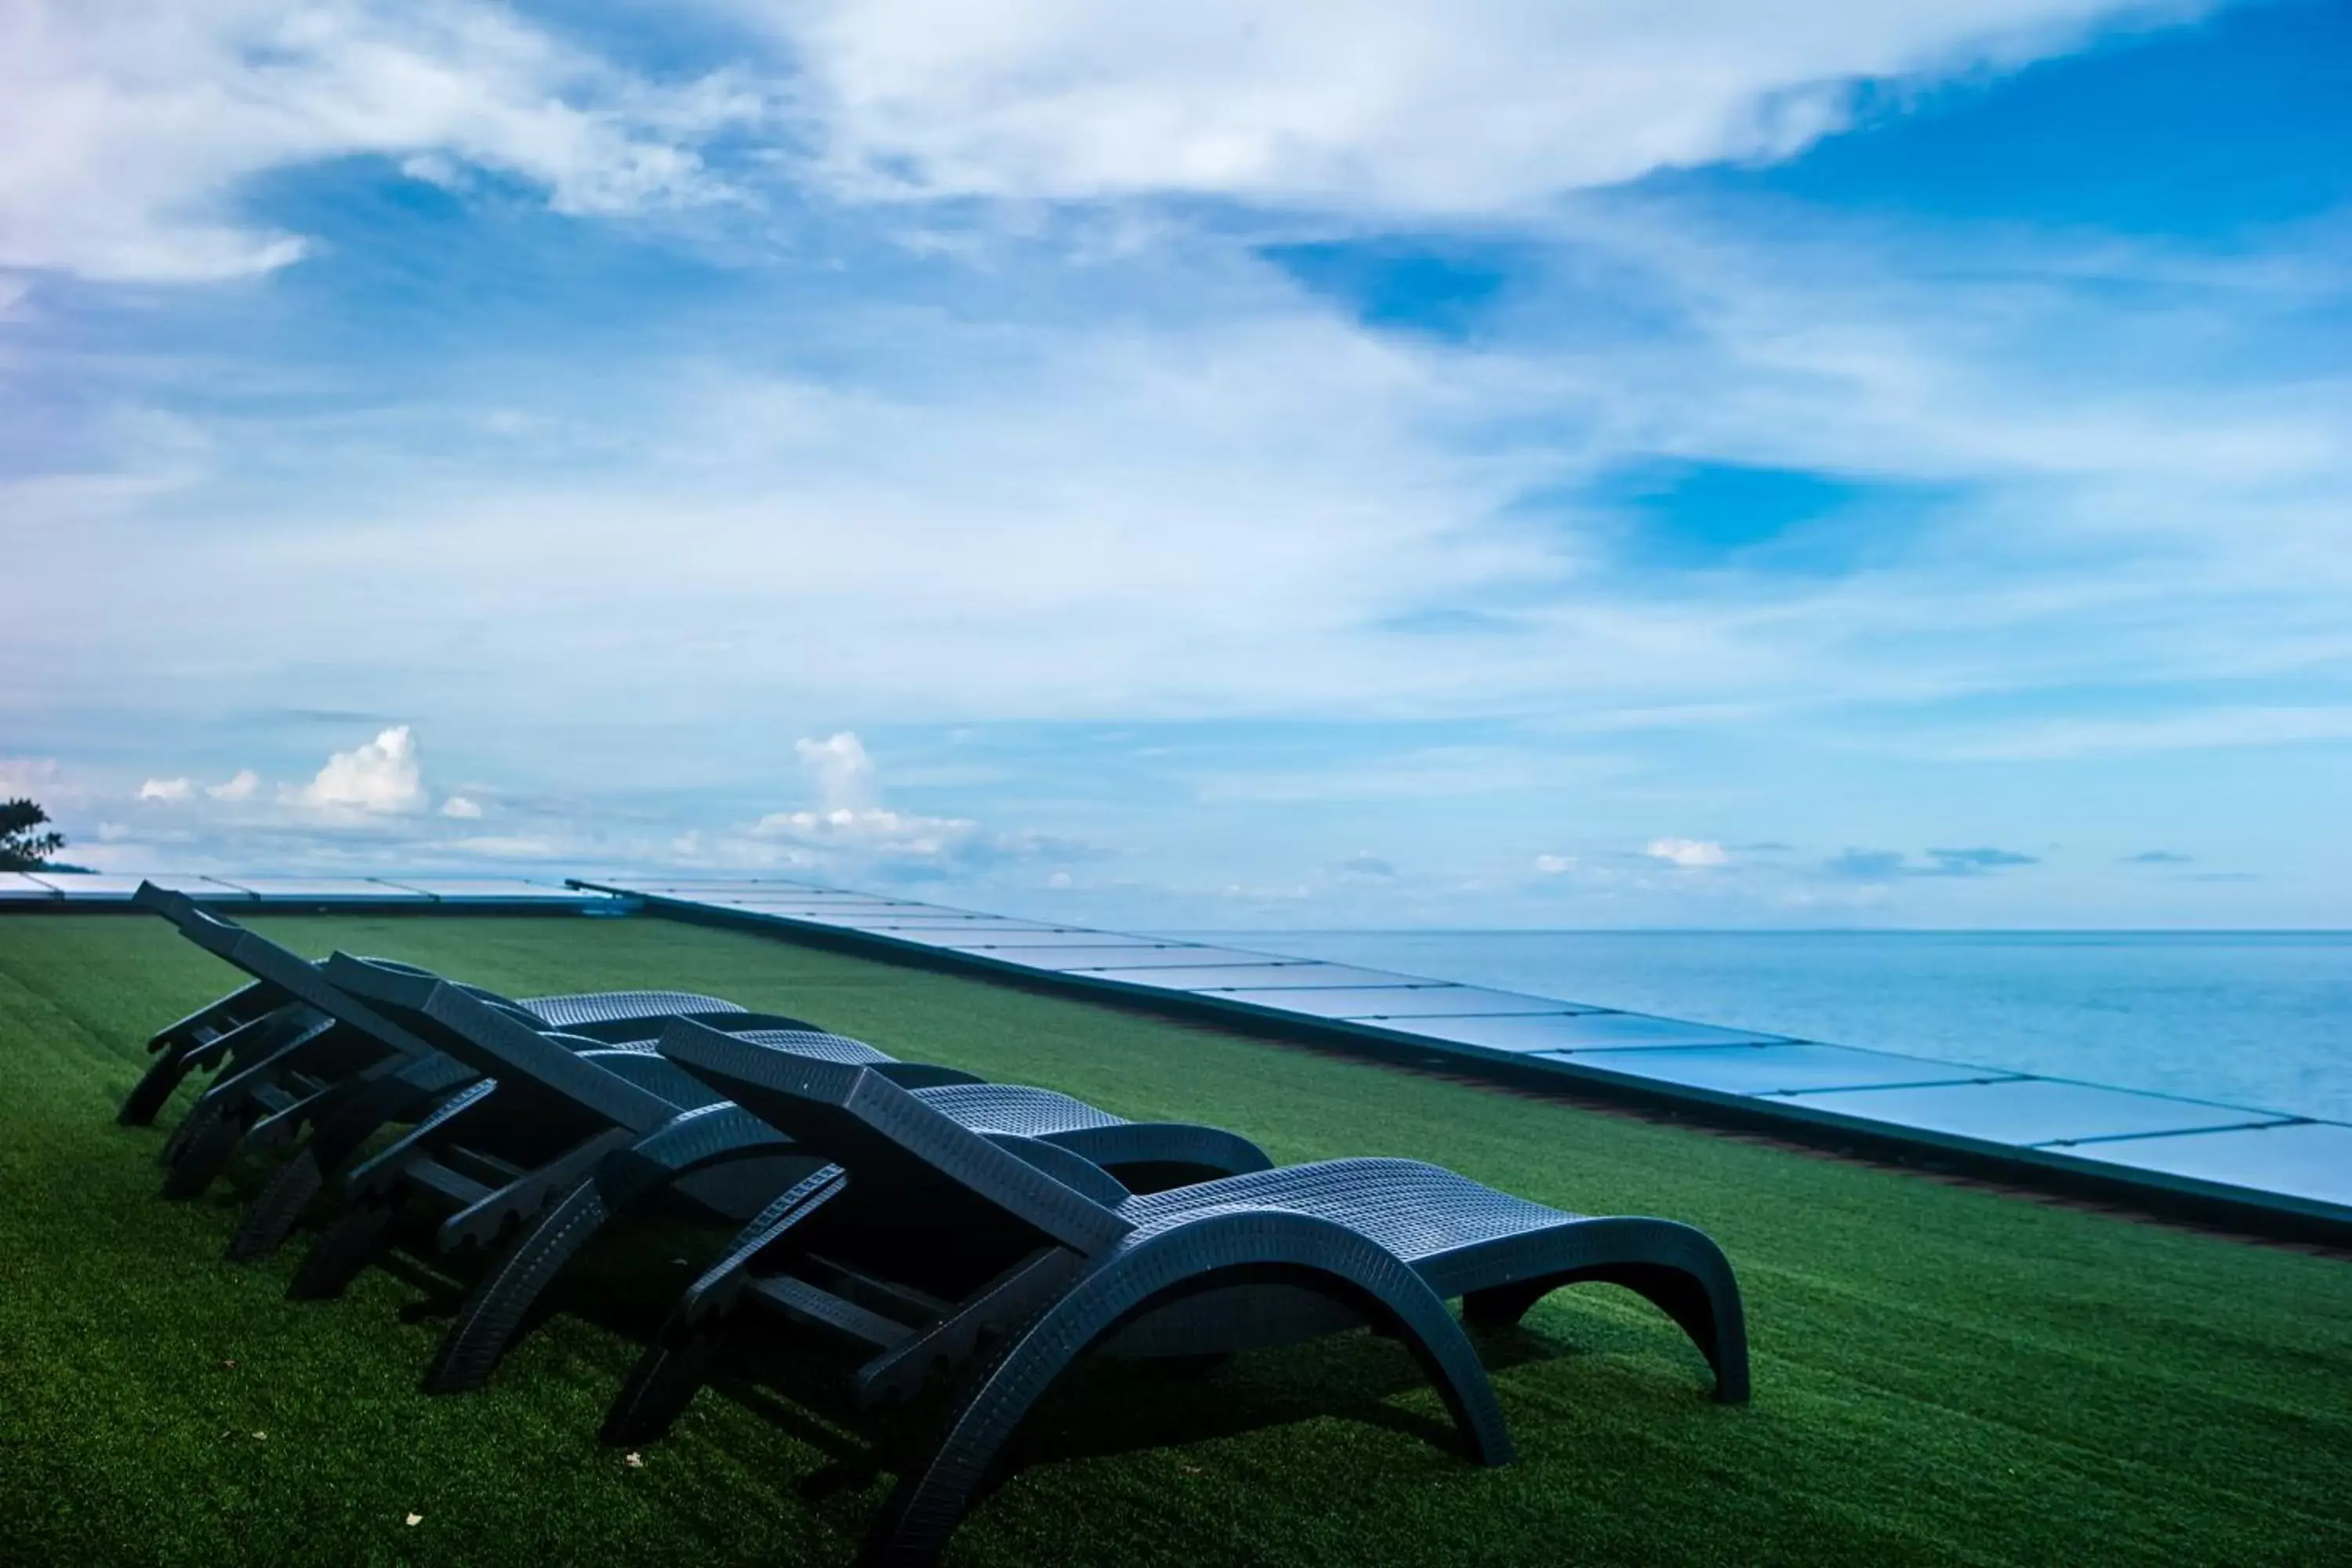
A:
[155,1020,356,1183]
[601,1167,848,1445]
[286,1195,403,1300]
[867,1213,1513,1567]
[226,1065,471,1264]
[125,1032,241,1128]
[427,1105,806,1394]
[602,1322,726,1445]
[1460,1218,1751,1403]
[426,1180,616,1393]
[158,1108,256,1198]
[125,982,275,1123]
[224,1145,329,1262]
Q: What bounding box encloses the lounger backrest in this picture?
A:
[324,954,681,1136]
[133,883,443,1062]
[554,1011,843,1046]
[659,1018,1134,1256]
[729,1028,898,1065]
[136,882,722,1036]
[132,880,248,954]
[521,992,747,1028]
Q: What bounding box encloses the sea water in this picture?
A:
[1190,931,2352,1123]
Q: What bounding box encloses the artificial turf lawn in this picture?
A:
[1,914,2347,1567]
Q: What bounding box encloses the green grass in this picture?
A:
[2,912,2347,1566]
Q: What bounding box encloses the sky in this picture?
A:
[3,0,2349,929]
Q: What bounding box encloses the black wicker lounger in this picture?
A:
[617,1018,1751,1566]
[118,889,818,1261]
[122,881,755,1138]
[282,954,975,1299]
[427,1075,1275,1394]
[308,956,1273,1391]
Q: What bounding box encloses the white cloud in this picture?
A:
[289,725,426,813]
[138,776,195,801]
[0,0,2201,289]
[751,0,2190,212]
[0,0,760,282]
[1532,854,1576,875]
[721,729,1083,875]
[441,794,484,818]
[755,731,976,857]
[206,769,260,801]
[1647,837,1729,868]
[753,804,980,858]
[5,2,2345,927]
[794,731,879,812]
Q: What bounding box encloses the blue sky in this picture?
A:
[4,0,2348,927]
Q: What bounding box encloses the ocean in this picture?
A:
[1191,931,2352,1123]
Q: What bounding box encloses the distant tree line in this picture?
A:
[1,798,70,870]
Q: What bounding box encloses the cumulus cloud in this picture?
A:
[0,0,760,282]
[288,725,426,813]
[751,0,2187,212]
[441,795,484,818]
[794,731,879,813]
[138,776,195,802]
[1531,854,1576,875]
[1646,837,1729,869]
[755,731,980,858]
[206,769,260,801]
[717,730,1085,879]
[1333,851,1396,879]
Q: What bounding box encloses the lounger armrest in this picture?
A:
[659,1018,1135,1256]
[980,1133,1131,1207]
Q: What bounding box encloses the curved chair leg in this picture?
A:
[601,1319,728,1446]
[1460,1218,1750,1403]
[426,1180,615,1392]
[165,1036,359,1192]
[601,1167,850,1444]
[867,1213,1513,1567]
[123,1040,219,1128]
[225,1145,328,1262]
[158,1106,257,1198]
[124,985,279,1124]
[226,1071,466,1263]
[286,1195,401,1300]
[426,1105,804,1393]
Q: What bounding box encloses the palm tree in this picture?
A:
[0,797,68,870]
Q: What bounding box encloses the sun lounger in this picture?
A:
[426,1081,1273,1394]
[308,956,1272,1390]
[613,1018,1750,1566]
[117,888,819,1261]
[121,882,753,1133]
